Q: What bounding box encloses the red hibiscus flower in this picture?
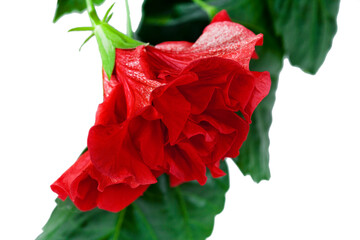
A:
[51,10,271,212]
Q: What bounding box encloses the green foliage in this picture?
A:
[136,0,339,182]
[47,0,340,237]
[136,0,210,44]
[65,2,146,78]
[270,0,340,74]
[213,0,284,183]
[37,163,229,240]
[53,0,106,22]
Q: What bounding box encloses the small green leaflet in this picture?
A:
[37,162,229,240]
[94,22,145,79]
[53,0,106,22]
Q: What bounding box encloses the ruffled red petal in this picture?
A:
[53,10,271,212]
[51,151,150,212]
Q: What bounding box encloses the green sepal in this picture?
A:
[68,26,94,32]
[78,1,147,79]
[125,0,133,38]
[102,3,115,22]
[105,13,113,23]
[79,33,95,51]
[93,22,145,79]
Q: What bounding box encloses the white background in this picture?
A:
[0,0,359,239]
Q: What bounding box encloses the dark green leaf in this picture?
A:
[37,162,229,240]
[214,0,285,182]
[269,0,340,74]
[238,53,282,182]
[136,0,210,44]
[53,0,106,23]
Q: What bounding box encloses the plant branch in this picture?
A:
[86,0,101,26]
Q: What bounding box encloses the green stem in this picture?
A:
[124,0,133,38]
[86,0,101,26]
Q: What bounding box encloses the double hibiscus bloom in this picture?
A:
[51,11,271,212]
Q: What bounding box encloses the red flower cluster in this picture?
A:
[51,10,271,212]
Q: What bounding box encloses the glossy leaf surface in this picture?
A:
[270,0,340,74]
